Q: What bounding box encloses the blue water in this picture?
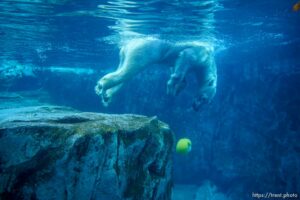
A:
[1,0,300,199]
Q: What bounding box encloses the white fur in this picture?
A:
[95,38,217,110]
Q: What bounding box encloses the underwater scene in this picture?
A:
[0,0,300,199]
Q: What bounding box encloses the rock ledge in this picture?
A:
[0,106,174,200]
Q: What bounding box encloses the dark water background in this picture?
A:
[1,0,300,199]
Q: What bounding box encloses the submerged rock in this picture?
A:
[0,106,174,200]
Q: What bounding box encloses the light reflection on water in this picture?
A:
[0,0,218,38]
[0,0,298,65]
[95,0,218,41]
[0,0,219,63]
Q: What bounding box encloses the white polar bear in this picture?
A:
[95,37,217,111]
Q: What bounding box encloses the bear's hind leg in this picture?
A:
[95,46,126,103]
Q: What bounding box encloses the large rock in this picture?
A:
[0,106,174,200]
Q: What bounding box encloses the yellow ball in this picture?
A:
[176,138,192,154]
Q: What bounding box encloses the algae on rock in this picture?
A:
[0,106,174,200]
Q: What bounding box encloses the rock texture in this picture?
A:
[0,106,174,200]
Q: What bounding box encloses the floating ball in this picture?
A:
[176,138,192,154]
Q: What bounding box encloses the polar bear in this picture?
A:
[95,37,217,111]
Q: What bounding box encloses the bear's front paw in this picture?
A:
[95,82,103,96]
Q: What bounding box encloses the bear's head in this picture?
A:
[192,75,217,111]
